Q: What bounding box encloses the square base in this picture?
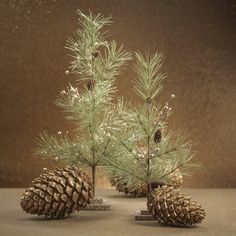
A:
[82,197,110,211]
[134,209,158,221]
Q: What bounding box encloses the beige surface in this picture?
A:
[0,188,236,236]
[0,0,236,188]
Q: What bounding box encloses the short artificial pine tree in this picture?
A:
[35,11,131,199]
[105,52,198,204]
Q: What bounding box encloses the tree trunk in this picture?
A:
[92,165,96,198]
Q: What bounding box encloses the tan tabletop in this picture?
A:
[0,188,235,236]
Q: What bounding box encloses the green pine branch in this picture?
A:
[133,51,167,102]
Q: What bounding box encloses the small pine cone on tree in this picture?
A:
[20,166,92,218]
[154,130,162,143]
[148,186,206,226]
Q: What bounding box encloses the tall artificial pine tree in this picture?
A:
[35,10,131,199]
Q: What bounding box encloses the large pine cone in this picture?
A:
[148,186,206,226]
[20,166,92,218]
[110,169,183,197]
[110,176,146,197]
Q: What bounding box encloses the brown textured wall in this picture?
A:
[0,0,236,187]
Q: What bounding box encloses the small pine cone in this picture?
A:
[87,79,95,91]
[20,166,92,218]
[154,130,162,143]
[148,186,206,226]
